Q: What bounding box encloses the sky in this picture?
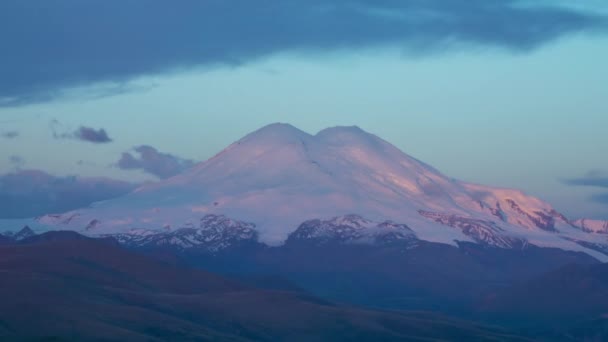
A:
[0,0,607,220]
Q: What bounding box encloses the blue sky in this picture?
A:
[1,0,607,219]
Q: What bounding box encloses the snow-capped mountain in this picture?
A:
[26,123,608,260]
[1,225,36,241]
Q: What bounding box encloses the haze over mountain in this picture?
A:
[12,123,607,260]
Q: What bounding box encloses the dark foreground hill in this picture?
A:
[0,232,530,341]
[482,262,608,319]
[478,262,608,340]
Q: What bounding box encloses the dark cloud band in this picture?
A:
[1,0,606,106]
[0,170,137,218]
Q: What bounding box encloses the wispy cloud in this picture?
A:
[117,145,195,179]
[1,0,606,106]
[76,160,97,167]
[0,169,137,218]
[564,170,608,204]
[8,155,25,168]
[564,170,608,188]
[1,131,19,139]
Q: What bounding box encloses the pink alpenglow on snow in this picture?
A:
[30,123,608,261]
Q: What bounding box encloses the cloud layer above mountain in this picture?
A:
[0,170,137,218]
[1,0,606,105]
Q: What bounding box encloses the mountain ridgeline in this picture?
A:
[32,123,608,261]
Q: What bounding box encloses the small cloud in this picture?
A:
[1,131,19,139]
[73,126,112,143]
[117,145,195,179]
[8,155,25,168]
[50,119,74,140]
[0,169,138,218]
[51,120,112,144]
[563,170,608,188]
[76,160,97,167]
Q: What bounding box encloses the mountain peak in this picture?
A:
[315,125,379,144]
[13,225,36,241]
[240,123,311,145]
[242,124,382,147]
[317,125,365,134]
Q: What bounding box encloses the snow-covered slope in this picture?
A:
[573,219,608,234]
[29,123,608,260]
